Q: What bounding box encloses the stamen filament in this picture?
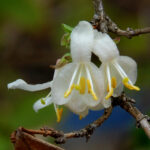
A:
[106,65,111,92]
[105,87,113,100]
[105,65,114,100]
[107,77,117,92]
[113,61,133,85]
[113,61,140,91]
[87,79,98,100]
[64,84,74,98]
[64,64,79,98]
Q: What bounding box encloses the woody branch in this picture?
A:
[92,0,150,38]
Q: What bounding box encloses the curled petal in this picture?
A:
[33,97,52,112]
[8,79,52,91]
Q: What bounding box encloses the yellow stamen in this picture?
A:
[107,84,109,92]
[123,77,140,91]
[40,99,45,105]
[105,87,113,100]
[87,80,98,100]
[79,115,83,120]
[74,84,80,90]
[64,84,75,98]
[56,108,63,123]
[91,90,98,100]
[111,77,117,88]
[87,79,91,94]
[107,77,117,92]
[79,77,86,94]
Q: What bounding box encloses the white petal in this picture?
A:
[93,31,119,62]
[52,63,77,105]
[82,62,104,107]
[102,98,111,108]
[65,95,88,115]
[79,109,89,118]
[8,79,52,91]
[33,97,52,112]
[116,56,137,84]
[91,102,104,111]
[109,62,124,96]
[71,21,94,62]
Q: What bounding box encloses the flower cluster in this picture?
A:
[8,21,140,122]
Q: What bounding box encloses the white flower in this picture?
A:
[93,31,140,107]
[7,70,63,123]
[51,21,104,118]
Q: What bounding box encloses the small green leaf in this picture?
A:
[62,24,73,33]
[61,33,71,48]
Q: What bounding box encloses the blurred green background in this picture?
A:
[0,0,150,149]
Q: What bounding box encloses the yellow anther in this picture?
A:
[64,84,75,98]
[79,115,83,120]
[56,108,63,123]
[79,77,86,94]
[107,77,117,92]
[40,99,45,105]
[111,77,117,89]
[105,87,113,100]
[107,84,109,92]
[87,79,92,93]
[74,84,79,90]
[123,77,140,91]
[87,80,98,101]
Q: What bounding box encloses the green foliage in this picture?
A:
[61,24,73,48]
[0,0,45,31]
[62,24,73,33]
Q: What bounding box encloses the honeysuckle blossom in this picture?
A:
[93,31,140,107]
[51,21,104,118]
[7,70,63,122]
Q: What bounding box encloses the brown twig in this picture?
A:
[92,0,150,38]
[112,93,150,139]
[10,93,150,150]
[11,106,112,145]
[11,92,150,147]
